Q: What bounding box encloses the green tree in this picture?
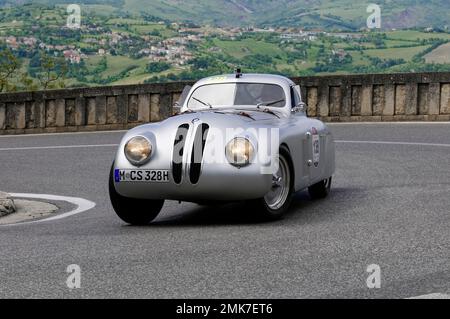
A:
[147,61,171,73]
[35,51,68,90]
[0,48,21,92]
[19,73,38,92]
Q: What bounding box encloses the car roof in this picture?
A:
[181,73,298,118]
[194,73,296,87]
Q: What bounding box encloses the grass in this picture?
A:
[348,51,371,66]
[424,42,450,63]
[110,66,186,85]
[84,55,186,85]
[123,0,190,21]
[384,39,420,47]
[106,19,177,39]
[0,21,24,29]
[318,5,367,21]
[386,31,450,42]
[123,0,254,24]
[104,56,146,77]
[106,18,149,25]
[85,55,149,78]
[213,38,285,59]
[132,24,177,38]
[81,5,118,16]
[364,45,431,61]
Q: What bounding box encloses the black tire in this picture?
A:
[308,177,332,199]
[109,164,164,225]
[248,146,294,221]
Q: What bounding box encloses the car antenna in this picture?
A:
[235,68,243,78]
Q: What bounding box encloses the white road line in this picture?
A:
[0,130,127,138]
[0,144,118,151]
[408,293,450,299]
[0,193,96,227]
[336,140,450,148]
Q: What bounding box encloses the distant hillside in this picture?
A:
[1,0,450,30]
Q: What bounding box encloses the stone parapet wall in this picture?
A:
[1,72,449,135]
[296,72,450,122]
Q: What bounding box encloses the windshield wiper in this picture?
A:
[181,109,197,114]
[262,108,280,118]
[237,111,255,120]
[214,109,255,120]
[256,99,285,108]
[192,97,212,108]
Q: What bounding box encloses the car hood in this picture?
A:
[123,108,284,143]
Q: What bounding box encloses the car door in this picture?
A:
[291,85,322,185]
[307,126,322,184]
[289,85,310,189]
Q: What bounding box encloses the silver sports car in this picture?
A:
[109,72,335,224]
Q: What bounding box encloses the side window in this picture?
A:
[290,86,301,108]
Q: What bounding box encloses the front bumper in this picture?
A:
[113,162,273,201]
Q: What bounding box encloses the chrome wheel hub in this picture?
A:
[264,155,290,210]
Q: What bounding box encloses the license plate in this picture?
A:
[114,169,170,183]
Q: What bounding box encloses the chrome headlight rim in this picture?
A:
[225,137,256,167]
[124,135,153,166]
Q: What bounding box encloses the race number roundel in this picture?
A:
[311,127,320,167]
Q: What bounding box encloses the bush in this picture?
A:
[147,62,171,73]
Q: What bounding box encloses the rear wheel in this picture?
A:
[109,163,164,225]
[308,177,332,199]
[248,146,294,221]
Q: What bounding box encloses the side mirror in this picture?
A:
[173,85,192,114]
[173,101,181,115]
[292,102,307,114]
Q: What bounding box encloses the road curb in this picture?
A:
[0,199,58,225]
[0,191,15,217]
[0,193,96,227]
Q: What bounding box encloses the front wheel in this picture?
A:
[248,146,294,221]
[109,164,164,225]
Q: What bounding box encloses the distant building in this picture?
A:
[331,49,348,61]
[208,46,222,53]
[64,50,81,64]
[54,45,66,51]
[331,33,363,40]
[5,36,18,49]
[22,37,37,47]
[280,33,317,41]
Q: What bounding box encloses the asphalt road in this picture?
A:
[0,123,449,298]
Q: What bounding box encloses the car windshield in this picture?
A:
[187,83,286,109]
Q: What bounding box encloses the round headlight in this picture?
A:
[225,137,255,167]
[124,136,152,166]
